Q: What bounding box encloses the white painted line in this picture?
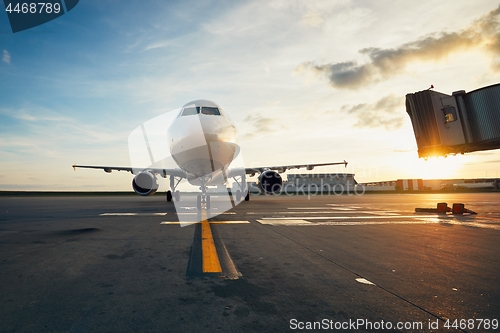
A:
[422,218,500,230]
[248,211,325,214]
[160,221,250,225]
[176,207,219,211]
[209,221,250,224]
[327,204,363,209]
[160,221,198,224]
[257,219,312,225]
[369,212,401,216]
[356,278,375,285]
[287,207,335,210]
[256,217,499,229]
[257,220,439,226]
[248,211,399,215]
[260,215,440,220]
[177,212,235,215]
[100,213,167,216]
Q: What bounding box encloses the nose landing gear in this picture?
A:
[197,194,211,210]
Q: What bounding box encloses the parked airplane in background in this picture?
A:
[73,100,347,209]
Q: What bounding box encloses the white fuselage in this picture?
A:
[166,104,238,186]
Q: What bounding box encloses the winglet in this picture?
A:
[344,160,348,168]
[72,164,76,171]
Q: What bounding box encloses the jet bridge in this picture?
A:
[406,83,500,158]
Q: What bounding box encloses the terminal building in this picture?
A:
[285,173,357,190]
[245,174,500,194]
[360,178,500,191]
[247,173,362,194]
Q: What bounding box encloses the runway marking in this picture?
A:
[200,210,222,273]
[257,219,441,226]
[257,219,311,226]
[100,212,167,216]
[356,278,375,285]
[423,218,500,230]
[257,216,500,229]
[247,211,400,215]
[257,219,312,225]
[287,207,335,210]
[327,204,363,209]
[160,221,249,225]
[259,215,439,220]
[177,212,236,215]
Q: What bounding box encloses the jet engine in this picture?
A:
[132,171,159,196]
[258,170,283,194]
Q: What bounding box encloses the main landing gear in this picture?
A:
[165,190,181,202]
[167,175,211,210]
[232,173,250,202]
[165,174,250,206]
[166,176,183,202]
[234,190,250,202]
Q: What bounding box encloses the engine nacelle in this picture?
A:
[132,171,159,196]
[258,170,283,194]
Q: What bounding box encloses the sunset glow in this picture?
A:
[0,1,499,190]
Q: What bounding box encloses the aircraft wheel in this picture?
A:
[206,195,211,210]
[244,192,250,201]
[174,190,181,201]
[196,195,201,210]
[235,190,241,202]
[166,190,172,202]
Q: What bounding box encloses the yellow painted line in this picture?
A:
[201,210,222,273]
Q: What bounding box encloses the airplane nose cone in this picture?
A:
[169,112,238,178]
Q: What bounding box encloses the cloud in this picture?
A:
[335,94,405,130]
[300,12,324,28]
[242,113,279,139]
[393,149,416,153]
[0,106,125,145]
[480,159,500,164]
[3,50,10,64]
[297,4,500,89]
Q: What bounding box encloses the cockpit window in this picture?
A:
[201,107,220,115]
[181,107,200,116]
[181,106,221,116]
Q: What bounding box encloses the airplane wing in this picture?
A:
[244,160,348,176]
[72,165,186,178]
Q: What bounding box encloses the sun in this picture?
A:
[411,155,465,179]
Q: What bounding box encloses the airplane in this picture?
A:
[73,100,347,209]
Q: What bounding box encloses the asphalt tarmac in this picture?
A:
[1,193,499,332]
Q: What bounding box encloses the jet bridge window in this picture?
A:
[181,107,200,116]
[201,107,220,115]
[442,106,457,123]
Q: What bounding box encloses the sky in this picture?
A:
[1,0,499,191]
